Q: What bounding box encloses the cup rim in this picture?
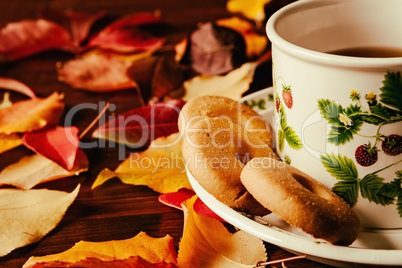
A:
[266,0,402,68]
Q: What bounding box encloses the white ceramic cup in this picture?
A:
[266,0,402,229]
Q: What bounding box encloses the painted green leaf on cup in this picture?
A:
[317,99,341,125]
[283,126,302,150]
[277,102,302,150]
[378,178,401,199]
[379,71,402,112]
[320,153,358,182]
[318,99,363,145]
[359,174,394,206]
[332,180,359,208]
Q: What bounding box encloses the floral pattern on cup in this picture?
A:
[272,77,302,164]
[318,71,402,217]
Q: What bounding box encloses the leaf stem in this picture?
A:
[253,255,307,267]
[79,102,110,140]
[372,159,402,175]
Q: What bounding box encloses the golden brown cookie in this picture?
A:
[241,157,361,245]
[182,117,276,216]
[178,95,272,147]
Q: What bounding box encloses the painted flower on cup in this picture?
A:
[339,113,353,127]
[350,90,360,101]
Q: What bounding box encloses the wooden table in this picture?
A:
[0,0,332,267]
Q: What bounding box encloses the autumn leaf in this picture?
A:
[216,17,268,59]
[0,92,64,135]
[127,51,185,104]
[85,12,165,53]
[182,62,257,101]
[158,189,224,222]
[0,150,88,190]
[158,188,195,210]
[180,22,247,75]
[0,77,36,98]
[177,196,267,267]
[226,0,272,22]
[0,133,22,154]
[92,99,185,147]
[0,19,73,61]
[92,133,191,193]
[193,197,226,222]
[23,232,178,268]
[22,126,80,171]
[0,185,80,257]
[24,256,177,268]
[38,8,107,47]
[57,49,151,91]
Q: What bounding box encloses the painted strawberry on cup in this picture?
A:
[355,143,378,166]
[382,134,402,156]
[281,85,293,109]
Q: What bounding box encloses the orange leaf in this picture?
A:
[0,133,22,154]
[0,92,64,134]
[177,196,267,267]
[23,232,178,268]
[0,150,88,190]
[92,133,191,193]
[57,49,151,91]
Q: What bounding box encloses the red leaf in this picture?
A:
[158,188,195,210]
[0,19,73,61]
[0,77,36,98]
[22,126,80,171]
[92,99,185,148]
[86,13,164,53]
[38,8,107,47]
[193,197,226,222]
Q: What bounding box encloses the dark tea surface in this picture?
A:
[328,46,402,58]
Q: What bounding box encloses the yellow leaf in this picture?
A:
[0,133,22,154]
[182,62,257,101]
[0,185,80,257]
[0,92,64,134]
[0,150,88,190]
[177,196,267,267]
[23,231,178,268]
[227,0,272,22]
[92,133,191,193]
[216,17,268,58]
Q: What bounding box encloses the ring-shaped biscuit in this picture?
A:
[178,95,272,147]
[182,117,276,216]
[241,157,361,245]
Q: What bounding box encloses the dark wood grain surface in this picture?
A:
[0,1,332,267]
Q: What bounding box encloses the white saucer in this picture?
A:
[186,88,402,268]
